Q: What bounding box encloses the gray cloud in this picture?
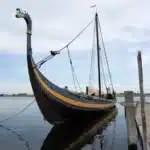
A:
[0,0,150,54]
[0,0,150,93]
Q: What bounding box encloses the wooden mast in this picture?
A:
[95,13,101,97]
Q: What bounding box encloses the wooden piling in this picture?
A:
[135,103,150,150]
[124,91,137,149]
[136,51,148,150]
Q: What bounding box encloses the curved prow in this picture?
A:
[15,8,32,55]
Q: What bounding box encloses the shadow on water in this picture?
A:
[41,106,118,150]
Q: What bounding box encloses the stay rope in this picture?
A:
[98,18,114,93]
[100,51,107,91]
[67,46,82,92]
[35,18,94,68]
[88,18,108,93]
[33,14,115,101]
[89,20,96,86]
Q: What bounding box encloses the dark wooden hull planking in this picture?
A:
[28,55,116,125]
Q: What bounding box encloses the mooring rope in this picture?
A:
[0,124,32,150]
[0,99,35,123]
[0,99,35,150]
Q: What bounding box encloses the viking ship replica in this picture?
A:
[15,8,116,125]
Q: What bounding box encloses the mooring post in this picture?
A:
[137,51,147,150]
[124,91,137,150]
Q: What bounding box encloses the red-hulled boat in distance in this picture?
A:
[15,8,116,125]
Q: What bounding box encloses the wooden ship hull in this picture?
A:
[16,8,116,125]
[29,56,115,124]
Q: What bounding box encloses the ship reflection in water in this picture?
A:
[41,106,118,150]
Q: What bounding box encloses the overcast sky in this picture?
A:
[0,0,150,94]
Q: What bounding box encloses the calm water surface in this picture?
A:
[0,97,149,150]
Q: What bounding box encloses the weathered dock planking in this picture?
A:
[135,103,150,150]
[121,51,150,150]
[136,50,148,150]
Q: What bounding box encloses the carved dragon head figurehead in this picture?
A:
[16,8,28,19]
[15,8,32,33]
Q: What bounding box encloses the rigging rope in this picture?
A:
[89,19,107,93]
[98,18,114,93]
[36,55,54,69]
[35,18,94,68]
[89,20,96,86]
[100,50,107,91]
[0,99,35,123]
[67,47,78,91]
[33,14,115,100]
[67,46,82,92]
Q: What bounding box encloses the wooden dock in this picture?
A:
[124,51,150,150]
[123,96,150,150]
[135,102,150,150]
[124,91,138,150]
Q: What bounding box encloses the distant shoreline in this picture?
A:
[0,95,34,97]
[116,94,150,97]
[0,94,150,97]
[116,95,150,97]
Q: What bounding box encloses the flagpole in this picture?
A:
[90,4,97,13]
